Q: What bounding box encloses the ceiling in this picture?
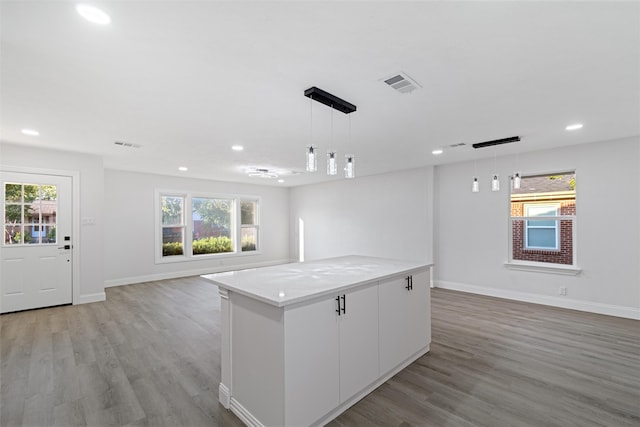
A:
[1,1,638,187]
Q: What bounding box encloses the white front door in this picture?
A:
[1,172,73,313]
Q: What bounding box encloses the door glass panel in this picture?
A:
[5,183,21,202]
[23,184,39,203]
[24,204,38,223]
[41,185,57,201]
[26,225,41,244]
[5,205,21,222]
[40,200,57,244]
[4,225,22,244]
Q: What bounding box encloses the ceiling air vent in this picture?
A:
[383,72,421,94]
[114,141,142,149]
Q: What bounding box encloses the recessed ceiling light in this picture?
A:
[277,179,285,183]
[76,4,111,25]
[232,145,244,151]
[432,149,443,155]
[21,129,40,136]
[178,166,188,172]
[565,123,583,131]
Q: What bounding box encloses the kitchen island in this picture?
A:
[202,255,432,427]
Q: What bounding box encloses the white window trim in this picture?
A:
[524,203,560,250]
[507,170,578,272]
[155,190,261,264]
[504,260,581,276]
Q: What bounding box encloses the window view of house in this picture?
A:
[510,172,576,265]
[4,182,58,245]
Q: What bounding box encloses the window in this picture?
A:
[4,182,58,245]
[525,204,559,250]
[157,191,260,262]
[509,172,576,268]
[240,200,258,252]
[192,197,233,255]
[161,195,185,256]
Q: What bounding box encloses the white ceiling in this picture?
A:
[1,1,638,186]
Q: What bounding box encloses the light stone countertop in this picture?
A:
[202,255,432,307]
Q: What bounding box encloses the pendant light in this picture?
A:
[471,160,479,192]
[491,174,500,191]
[344,114,355,179]
[472,177,480,192]
[491,151,500,192]
[306,145,317,172]
[327,151,337,175]
[345,155,355,179]
[326,105,337,175]
[306,96,317,172]
[512,172,521,189]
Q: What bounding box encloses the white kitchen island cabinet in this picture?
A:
[202,255,432,427]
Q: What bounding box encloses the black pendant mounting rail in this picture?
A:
[304,87,356,114]
[472,136,520,149]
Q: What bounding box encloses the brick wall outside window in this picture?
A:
[511,201,575,265]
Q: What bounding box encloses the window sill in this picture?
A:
[156,250,262,265]
[504,261,581,276]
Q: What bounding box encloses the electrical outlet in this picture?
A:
[559,287,567,296]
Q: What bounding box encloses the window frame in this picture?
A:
[506,171,580,275]
[155,190,261,264]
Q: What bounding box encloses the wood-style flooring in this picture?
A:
[1,277,638,426]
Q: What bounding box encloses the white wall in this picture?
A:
[289,167,434,264]
[433,136,640,319]
[1,143,105,303]
[103,169,290,286]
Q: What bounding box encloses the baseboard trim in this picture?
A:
[218,383,231,409]
[77,292,106,305]
[104,258,294,288]
[229,398,264,427]
[434,280,640,320]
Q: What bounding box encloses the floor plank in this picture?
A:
[2,278,638,426]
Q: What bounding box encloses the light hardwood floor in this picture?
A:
[1,277,638,427]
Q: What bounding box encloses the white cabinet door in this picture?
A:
[379,275,411,375]
[379,269,430,375]
[284,297,340,427]
[407,269,431,357]
[339,284,379,402]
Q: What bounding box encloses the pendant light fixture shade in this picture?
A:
[513,172,521,189]
[491,174,500,191]
[306,145,317,172]
[345,155,355,179]
[472,177,480,193]
[327,151,337,175]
